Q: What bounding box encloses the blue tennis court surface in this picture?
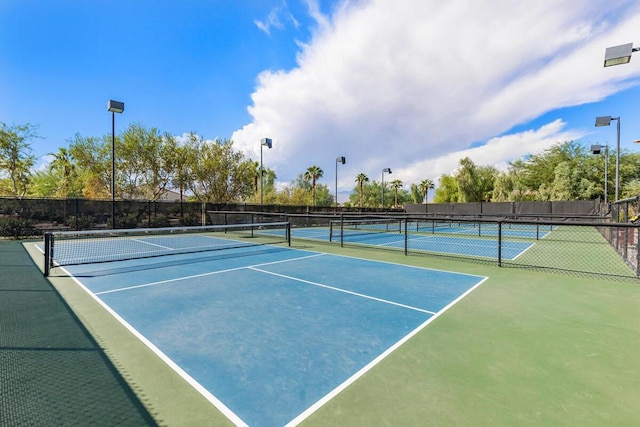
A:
[62,244,487,426]
[290,226,535,260]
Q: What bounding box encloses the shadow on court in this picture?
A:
[0,240,156,426]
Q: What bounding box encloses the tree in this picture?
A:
[0,122,38,196]
[419,179,435,203]
[48,147,81,198]
[169,135,194,203]
[304,165,324,206]
[248,162,277,204]
[434,174,459,203]
[28,169,60,197]
[390,179,403,208]
[68,134,111,198]
[355,173,369,208]
[622,179,640,199]
[186,137,254,202]
[409,184,422,204]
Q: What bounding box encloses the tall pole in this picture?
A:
[335,156,345,207]
[107,100,124,229]
[111,112,115,229]
[381,170,385,208]
[605,145,609,204]
[259,138,272,208]
[381,168,391,209]
[615,118,620,202]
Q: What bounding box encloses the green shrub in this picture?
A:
[180,213,201,226]
[0,216,40,239]
[149,215,171,228]
[65,215,96,230]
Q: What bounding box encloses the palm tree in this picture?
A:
[250,161,260,200]
[419,178,435,204]
[390,179,403,208]
[49,147,75,198]
[304,165,324,206]
[355,173,369,208]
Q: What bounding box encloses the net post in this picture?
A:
[286,222,291,246]
[340,214,344,248]
[44,233,52,276]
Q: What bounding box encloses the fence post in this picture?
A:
[498,221,502,267]
[404,217,408,255]
[74,198,79,230]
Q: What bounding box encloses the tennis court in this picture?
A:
[41,227,487,426]
[289,222,535,260]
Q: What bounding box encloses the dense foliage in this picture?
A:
[2,121,639,206]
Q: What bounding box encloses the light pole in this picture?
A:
[335,156,346,207]
[591,144,609,204]
[107,100,124,229]
[260,138,272,207]
[381,167,392,209]
[595,116,620,201]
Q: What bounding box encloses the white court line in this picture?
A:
[286,275,490,426]
[56,243,488,427]
[60,265,250,427]
[130,237,174,250]
[249,267,436,315]
[95,253,326,295]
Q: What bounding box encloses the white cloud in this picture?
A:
[234,0,640,193]
[254,9,284,36]
[401,119,586,184]
[254,0,301,36]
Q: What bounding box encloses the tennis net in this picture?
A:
[43,221,290,276]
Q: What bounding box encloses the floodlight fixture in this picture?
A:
[107,100,125,113]
[335,156,346,207]
[107,100,124,229]
[260,138,272,207]
[381,168,392,209]
[591,144,609,204]
[595,116,613,127]
[604,43,639,67]
[594,116,620,201]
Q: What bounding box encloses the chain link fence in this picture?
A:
[209,210,638,281]
[3,196,637,280]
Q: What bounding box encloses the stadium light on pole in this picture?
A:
[591,144,609,204]
[107,100,124,229]
[595,116,620,201]
[603,42,639,67]
[335,156,346,207]
[381,168,392,209]
[260,138,272,208]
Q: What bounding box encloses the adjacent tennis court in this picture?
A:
[42,227,487,426]
[288,222,536,260]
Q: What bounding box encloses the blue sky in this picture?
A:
[2,0,640,200]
